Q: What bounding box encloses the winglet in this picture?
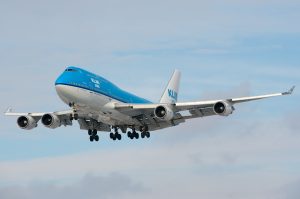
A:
[282,86,295,95]
[5,107,12,113]
[4,107,12,115]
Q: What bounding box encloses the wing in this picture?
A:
[114,86,295,130]
[4,108,74,127]
[176,86,295,112]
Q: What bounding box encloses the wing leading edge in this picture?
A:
[4,108,73,118]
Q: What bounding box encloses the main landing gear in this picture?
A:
[88,129,99,142]
[140,126,150,139]
[141,131,150,139]
[110,127,122,141]
[87,126,151,142]
[127,129,139,139]
[127,128,150,140]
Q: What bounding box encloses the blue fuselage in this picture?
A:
[55,66,151,104]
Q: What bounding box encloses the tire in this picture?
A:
[127,131,132,138]
[89,136,94,142]
[135,133,139,139]
[88,129,92,136]
[110,133,114,139]
[146,132,150,138]
[93,129,97,135]
[141,133,145,139]
[95,135,99,142]
[117,134,121,140]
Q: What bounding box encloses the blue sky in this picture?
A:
[0,0,300,198]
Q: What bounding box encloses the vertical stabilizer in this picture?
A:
[160,69,181,104]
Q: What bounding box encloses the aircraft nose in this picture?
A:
[55,84,72,105]
[55,74,65,85]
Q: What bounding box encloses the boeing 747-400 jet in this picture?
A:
[5,66,295,142]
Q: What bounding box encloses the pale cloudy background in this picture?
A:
[0,0,299,198]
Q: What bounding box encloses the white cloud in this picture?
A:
[0,0,299,198]
[0,173,146,199]
[0,109,300,198]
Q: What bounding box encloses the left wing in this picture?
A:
[114,86,295,128]
[175,86,295,111]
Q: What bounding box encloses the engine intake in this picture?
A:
[154,105,174,121]
[17,116,37,130]
[41,113,61,129]
[213,101,234,116]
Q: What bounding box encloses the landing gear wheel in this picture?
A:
[141,133,145,139]
[110,132,114,139]
[89,136,94,142]
[117,133,122,140]
[128,131,134,139]
[146,132,150,138]
[127,131,132,138]
[95,135,99,142]
[88,129,92,136]
[135,133,139,139]
[74,114,79,120]
[110,132,119,141]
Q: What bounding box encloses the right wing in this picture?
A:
[4,108,74,129]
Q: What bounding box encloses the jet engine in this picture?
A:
[154,105,174,121]
[41,113,61,129]
[213,101,234,116]
[17,116,38,130]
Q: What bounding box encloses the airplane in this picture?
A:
[5,66,295,142]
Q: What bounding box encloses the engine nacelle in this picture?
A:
[154,105,174,121]
[17,116,38,130]
[213,101,234,116]
[41,113,61,129]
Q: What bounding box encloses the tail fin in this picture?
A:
[160,69,181,104]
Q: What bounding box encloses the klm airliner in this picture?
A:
[5,66,295,142]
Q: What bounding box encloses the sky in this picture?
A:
[0,0,300,198]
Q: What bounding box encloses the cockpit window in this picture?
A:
[65,69,77,72]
